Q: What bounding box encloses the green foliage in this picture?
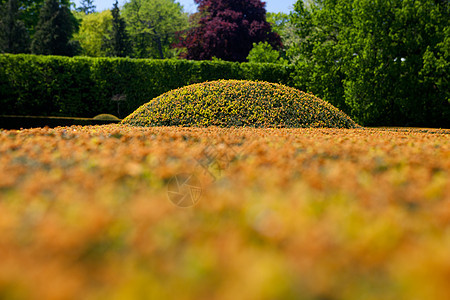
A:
[93,114,120,120]
[0,54,95,116]
[266,12,298,62]
[31,0,80,56]
[0,0,31,53]
[289,0,350,112]
[73,10,112,57]
[290,0,449,127]
[247,42,287,64]
[0,0,46,38]
[0,54,294,118]
[76,0,95,15]
[121,80,359,128]
[102,0,131,57]
[341,0,449,127]
[266,12,290,36]
[122,0,188,59]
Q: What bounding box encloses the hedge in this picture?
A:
[122,79,359,128]
[0,54,295,118]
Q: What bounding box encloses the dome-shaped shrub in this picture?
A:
[122,80,359,128]
[93,114,120,121]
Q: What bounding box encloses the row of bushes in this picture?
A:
[1,54,448,127]
[0,54,295,118]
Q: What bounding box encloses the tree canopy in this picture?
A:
[0,0,31,53]
[246,41,286,64]
[77,0,96,15]
[31,0,79,56]
[177,0,282,62]
[122,0,188,59]
[103,0,131,57]
[289,0,449,127]
[0,0,45,38]
[73,10,112,57]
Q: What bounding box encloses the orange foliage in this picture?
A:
[0,125,448,299]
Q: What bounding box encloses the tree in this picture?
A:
[342,0,449,126]
[0,0,45,38]
[31,0,80,56]
[73,10,112,56]
[122,0,188,59]
[266,12,289,36]
[246,41,287,64]
[177,0,282,62]
[268,12,298,54]
[77,0,96,15]
[102,0,131,57]
[289,0,449,127]
[265,12,298,63]
[0,0,31,53]
[289,0,351,111]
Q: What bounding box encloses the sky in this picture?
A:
[73,0,297,14]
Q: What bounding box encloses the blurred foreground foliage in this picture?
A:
[0,125,449,299]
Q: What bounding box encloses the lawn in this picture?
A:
[0,125,449,299]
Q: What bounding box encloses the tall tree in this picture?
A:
[0,0,31,53]
[77,0,96,15]
[0,0,46,38]
[73,10,112,56]
[342,0,449,126]
[289,0,350,111]
[102,0,131,57]
[177,0,281,62]
[31,0,79,56]
[122,0,188,59]
[290,0,449,127]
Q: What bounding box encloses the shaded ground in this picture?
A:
[0,115,120,130]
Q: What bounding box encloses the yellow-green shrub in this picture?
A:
[93,114,120,120]
[122,80,359,128]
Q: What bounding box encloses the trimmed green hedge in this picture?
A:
[0,54,295,118]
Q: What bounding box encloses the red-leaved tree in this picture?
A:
[177,0,281,62]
